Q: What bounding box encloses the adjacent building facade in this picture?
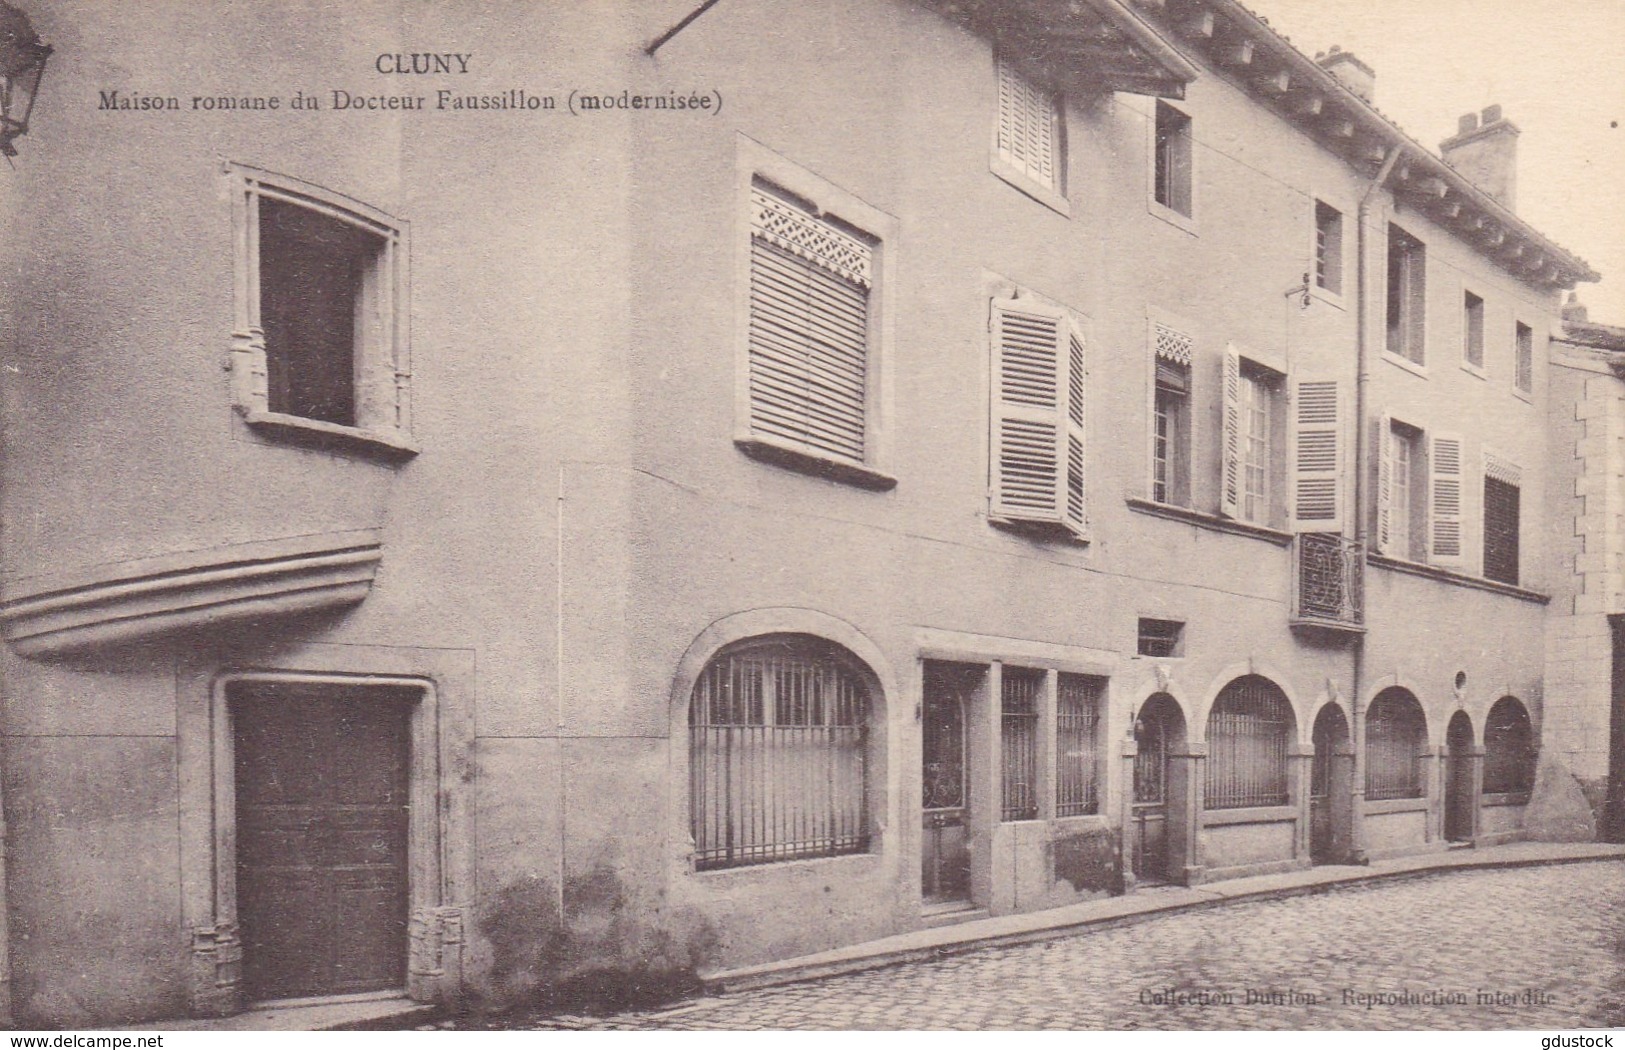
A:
[0,0,1609,1028]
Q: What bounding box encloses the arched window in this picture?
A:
[1206,676,1294,809]
[689,635,872,869]
[1483,696,1535,795]
[1366,687,1427,800]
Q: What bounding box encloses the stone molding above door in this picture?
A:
[0,529,382,658]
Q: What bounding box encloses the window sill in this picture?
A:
[1483,791,1531,808]
[1203,804,1295,826]
[735,437,897,491]
[1366,553,1549,604]
[1460,360,1488,381]
[1513,385,1534,404]
[243,410,419,459]
[1147,199,1197,236]
[1310,283,1346,310]
[1381,350,1429,378]
[989,156,1071,218]
[1364,796,1427,815]
[690,850,880,879]
[1125,497,1292,547]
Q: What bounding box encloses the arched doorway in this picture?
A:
[1310,704,1352,864]
[1445,711,1476,843]
[1132,692,1187,884]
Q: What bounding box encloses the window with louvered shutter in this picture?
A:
[1429,432,1465,565]
[1152,322,1192,506]
[1291,378,1341,531]
[1483,455,1521,585]
[1374,416,1426,560]
[989,297,1087,538]
[996,58,1062,194]
[747,182,875,466]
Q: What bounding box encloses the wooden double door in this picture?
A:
[232,684,412,1002]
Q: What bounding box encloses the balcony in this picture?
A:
[1291,532,1365,633]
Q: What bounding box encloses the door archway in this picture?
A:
[1310,704,1353,864]
[1131,692,1187,884]
[1445,711,1477,843]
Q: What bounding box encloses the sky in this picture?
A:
[1239,0,1625,325]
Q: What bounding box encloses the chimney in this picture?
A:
[1440,104,1519,211]
[1315,45,1374,103]
[1562,292,1589,325]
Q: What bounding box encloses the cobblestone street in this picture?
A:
[509,861,1625,1031]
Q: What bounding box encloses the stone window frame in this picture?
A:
[226,162,417,457]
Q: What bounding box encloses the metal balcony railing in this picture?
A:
[1291,532,1365,632]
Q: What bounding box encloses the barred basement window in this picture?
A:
[1366,688,1426,801]
[1001,667,1042,821]
[1483,696,1535,795]
[1056,674,1102,817]
[745,180,877,470]
[688,636,870,869]
[1206,675,1292,809]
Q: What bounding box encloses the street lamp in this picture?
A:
[0,2,50,158]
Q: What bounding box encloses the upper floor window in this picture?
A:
[1483,455,1521,586]
[993,57,1065,209]
[1314,201,1344,296]
[1515,321,1534,394]
[1151,322,1192,506]
[1219,348,1285,527]
[740,174,893,488]
[989,296,1088,540]
[1153,101,1193,219]
[688,635,873,869]
[1376,418,1427,561]
[1137,617,1184,657]
[228,164,414,454]
[1463,290,1485,371]
[1386,224,1426,364]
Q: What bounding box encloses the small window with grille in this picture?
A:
[1055,674,1102,817]
[1137,618,1184,658]
[1000,667,1042,821]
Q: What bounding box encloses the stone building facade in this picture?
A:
[0,0,1607,1027]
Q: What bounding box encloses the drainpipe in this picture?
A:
[1349,145,1404,864]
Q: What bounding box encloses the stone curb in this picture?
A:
[700,844,1625,995]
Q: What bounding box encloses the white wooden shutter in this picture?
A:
[1062,320,1087,536]
[748,187,872,464]
[1372,413,1394,554]
[1429,431,1464,566]
[1219,344,1242,519]
[997,60,1057,189]
[990,297,1068,528]
[1291,377,1342,531]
